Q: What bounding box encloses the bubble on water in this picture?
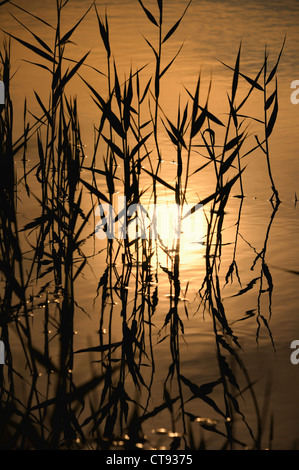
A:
[195,417,218,427]
[152,428,168,435]
[135,443,143,449]
[168,432,182,438]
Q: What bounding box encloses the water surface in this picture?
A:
[1,0,299,450]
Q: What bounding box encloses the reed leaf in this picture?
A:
[130,132,152,159]
[232,42,241,103]
[8,1,54,29]
[138,0,159,27]
[143,168,176,192]
[9,12,53,54]
[220,137,245,176]
[95,6,111,58]
[265,89,276,110]
[162,0,192,43]
[80,178,110,204]
[102,135,125,159]
[53,51,90,105]
[266,81,278,138]
[1,30,56,63]
[59,3,93,45]
[159,43,184,79]
[265,36,286,85]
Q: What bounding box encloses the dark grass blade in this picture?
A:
[80,178,110,204]
[142,34,158,60]
[265,89,276,110]
[180,375,225,417]
[1,30,56,63]
[74,342,122,354]
[219,58,264,92]
[232,42,241,103]
[183,168,245,219]
[34,91,52,125]
[59,3,93,45]
[138,0,159,26]
[53,51,90,104]
[94,5,111,58]
[230,277,260,298]
[129,132,152,159]
[266,80,278,138]
[139,77,152,104]
[198,105,224,127]
[159,43,184,79]
[143,168,176,192]
[191,107,206,138]
[266,36,286,85]
[102,135,124,159]
[220,137,245,176]
[22,59,52,74]
[224,132,245,153]
[80,75,125,139]
[30,375,111,411]
[162,117,186,149]
[9,1,54,29]
[9,12,53,54]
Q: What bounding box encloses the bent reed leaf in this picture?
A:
[80,178,110,204]
[1,29,56,63]
[266,80,278,138]
[162,0,192,44]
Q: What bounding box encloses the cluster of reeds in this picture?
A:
[0,0,285,450]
